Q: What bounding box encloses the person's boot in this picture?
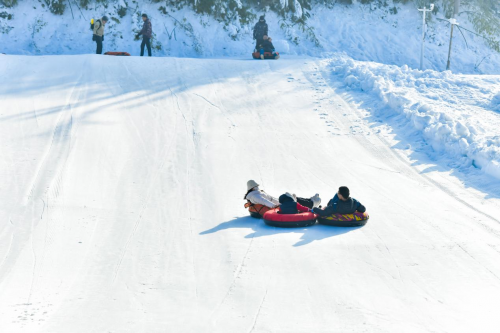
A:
[310,194,321,208]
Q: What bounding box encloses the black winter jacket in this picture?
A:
[278,194,297,214]
[313,194,366,217]
[253,20,268,40]
[139,19,152,38]
[261,40,275,52]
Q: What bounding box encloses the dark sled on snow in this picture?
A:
[105,52,131,56]
[249,212,262,219]
[252,51,279,60]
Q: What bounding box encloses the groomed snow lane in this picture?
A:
[1,55,500,333]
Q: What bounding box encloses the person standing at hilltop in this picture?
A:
[92,16,108,55]
[253,15,268,52]
[137,14,153,57]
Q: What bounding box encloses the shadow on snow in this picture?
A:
[200,215,362,247]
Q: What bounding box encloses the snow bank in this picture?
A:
[329,54,500,180]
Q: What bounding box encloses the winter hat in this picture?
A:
[339,186,350,199]
[247,180,260,191]
[102,15,109,21]
[142,13,148,18]
[284,192,297,202]
[279,193,294,204]
[259,15,265,21]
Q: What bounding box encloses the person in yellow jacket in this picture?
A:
[92,16,108,54]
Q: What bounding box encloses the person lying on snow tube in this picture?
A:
[311,186,368,226]
[259,36,280,60]
[278,192,320,214]
[244,180,279,218]
[244,180,321,218]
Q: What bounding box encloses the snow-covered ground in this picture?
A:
[1,1,500,74]
[330,53,500,185]
[1,54,500,332]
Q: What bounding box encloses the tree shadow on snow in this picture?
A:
[200,216,361,247]
[0,56,307,140]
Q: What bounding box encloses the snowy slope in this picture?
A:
[1,1,500,74]
[1,54,500,332]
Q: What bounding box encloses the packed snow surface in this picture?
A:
[1,54,500,332]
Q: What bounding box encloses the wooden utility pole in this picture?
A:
[419,4,434,70]
[446,0,461,70]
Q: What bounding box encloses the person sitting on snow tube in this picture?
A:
[278,192,319,214]
[260,36,280,60]
[312,186,366,217]
[264,192,321,228]
[244,180,279,218]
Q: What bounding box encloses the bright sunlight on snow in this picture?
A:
[1,54,500,332]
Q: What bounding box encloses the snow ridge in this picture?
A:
[330,54,500,180]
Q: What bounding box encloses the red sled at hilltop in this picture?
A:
[105,52,131,56]
[252,51,280,60]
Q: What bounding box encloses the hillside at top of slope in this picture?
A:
[0,0,499,74]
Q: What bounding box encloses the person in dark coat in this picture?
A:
[278,193,316,214]
[253,15,268,51]
[137,14,152,57]
[259,36,280,59]
[312,186,366,217]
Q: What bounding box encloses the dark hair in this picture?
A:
[142,14,148,18]
[339,186,350,199]
[102,15,109,21]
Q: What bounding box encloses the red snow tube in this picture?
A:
[317,212,369,227]
[263,208,317,228]
[105,52,131,56]
[252,51,279,60]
